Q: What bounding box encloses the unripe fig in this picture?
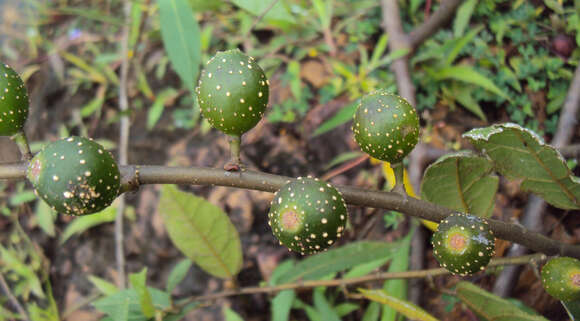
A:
[541,257,580,301]
[353,91,419,163]
[27,136,120,215]
[268,177,348,255]
[196,49,269,136]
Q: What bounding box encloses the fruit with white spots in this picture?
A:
[352,91,419,163]
[0,63,29,136]
[541,257,580,301]
[268,177,348,255]
[27,136,120,215]
[196,49,269,136]
[432,212,495,276]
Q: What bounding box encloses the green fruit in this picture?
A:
[196,49,269,136]
[0,63,29,136]
[432,212,495,276]
[27,136,120,215]
[541,257,580,301]
[352,90,419,163]
[268,177,348,255]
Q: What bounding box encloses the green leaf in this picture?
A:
[93,288,171,321]
[158,0,201,91]
[446,25,483,66]
[59,204,117,244]
[381,233,411,321]
[455,282,548,321]
[335,303,359,317]
[279,241,401,283]
[311,101,358,137]
[563,299,580,320]
[544,0,564,14]
[159,185,243,279]
[271,290,295,321]
[360,289,440,321]
[224,307,245,321]
[313,288,341,321]
[464,123,580,209]
[147,88,178,130]
[453,0,478,37]
[433,66,509,100]
[231,0,296,25]
[129,268,155,318]
[166,259,192,293]
[88,275,119,296]
[35,200,56,237]
[421,152,499,218]
[451,83,487,121]
[362,302,381,321]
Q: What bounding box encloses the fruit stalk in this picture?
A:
[11,131,32,161]
[225,135,242,171]
[391,162,405,195]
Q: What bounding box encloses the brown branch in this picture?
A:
[3,163,580,258]
[408,0,464,50]
[178,254,545,303]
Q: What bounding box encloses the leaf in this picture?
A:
[271,290,295,321]
[562,299,580,320]
[544,0,564,14]
[362,302,381,321]
[158,0,201,91]
[35,200,56,237]
[453,0,478,37]
[231,0,296,25]
[446,25,483,66]
[421,152,499,218]
[88,275,119,296]
[433,66,509,100]
[224,307,245,321]
[324,151,364,170]
[166,259,193,293]
[159,185,243,279]
[452,82,487,121]
[311,101,358,137]
[147,88,178,130]
[59,203,117,244]
[278,241,401,283]
[313,288,341,321]
[129,269,155,318]
[93,288,171,321]
[464,123,580,209]
[360,289,440,321]
[455,282,548,321]
[381,233,411,321]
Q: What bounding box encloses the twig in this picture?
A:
[2,163,580,257]
[493,58,580,297]
[0,272,29,321]
[176,254,545,304]
[558,144,580,159]
[408,0,463,50]
[321,154,369,181]
[115,0,132,289]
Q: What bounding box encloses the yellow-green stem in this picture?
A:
[11,131,32,161]
[391,162,406,195]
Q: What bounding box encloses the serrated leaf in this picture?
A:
[159,185,242,279]
[166,259,192,293]
[93,288,171,321]
[59,203,117,244]
[278,241,400,283]
[464,123,580,209]
[158,0,201,91]
[129,268,155,318]
[421,152,499,218]
[359,289,440,321]
[433,66,509,100]
[456,282,548,321]
[88,275,119,296]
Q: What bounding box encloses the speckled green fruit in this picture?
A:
[27,136,120,215]
[0,63,29,136]
[268,177,348,255]
[196,49,269,136]
[541,257,580,301]
[432,213,495,275]
[352,91,419,163]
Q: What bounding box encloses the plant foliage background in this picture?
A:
[0,0,579,320]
